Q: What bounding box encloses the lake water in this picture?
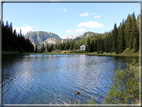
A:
[2,54,138,104]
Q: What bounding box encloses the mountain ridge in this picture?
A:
[25,31,100,49]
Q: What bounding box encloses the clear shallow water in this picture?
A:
[2,54,137,104]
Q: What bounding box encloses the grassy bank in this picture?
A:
[87,48,139,57]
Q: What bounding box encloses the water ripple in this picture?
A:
[2,54,136,104]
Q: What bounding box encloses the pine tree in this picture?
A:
[41,43,45,53]
[90,40,95,52]
[125,14,132,49]
[87,38,91,52]
[105,36,109,53]
[131,13,139,53]
[119,20,125,53]
[117,24,121,54]
[97,38,100,53]
[46,44,49,52]
[129,13,137,50]
[113,23,118,52]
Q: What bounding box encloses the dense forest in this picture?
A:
[2,21,34,53]
[44,12,139,54]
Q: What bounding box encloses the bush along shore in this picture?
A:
[103,58,139,104]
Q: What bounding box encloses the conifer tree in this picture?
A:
[97,38,100,53]
[46,44,49,51]
[87,38,91,52]
[119,20,125,53]
[131,13,139,53]
[41,43,45,53]
[125,14,132,48]
[129,13,137,50]
[113,23,118,52]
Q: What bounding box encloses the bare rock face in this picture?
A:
[25,31,61,48]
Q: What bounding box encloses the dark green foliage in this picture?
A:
[48,44,53,52]
[41,43,45,53]
[97,38,100,53]
[119,20,125,53]
[131,13,139,53]
[129,13,137,50]
[113,23,118,53]
[46,44,49,51]
[87,38,91,52]
[104,59,139,104]
[2,21,34,52]
[125,14,132,48]
[90,40,95,52]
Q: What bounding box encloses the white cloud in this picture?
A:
[77,21,103,28]
[13,25,34,35]
[76,28,85,32]
[63,9,67,11]
[65,29,73,33]
[80,12,88,17]
[58,8,67,12]
[94,15,101,18]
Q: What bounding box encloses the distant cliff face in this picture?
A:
[25,31,62,49]
[73,31,100,42]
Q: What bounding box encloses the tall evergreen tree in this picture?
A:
[87,38,91,52]
[41,43,45,53]
[119,20,125,53]
[97,38,100,53]
[113,23,118,52]
[129,13,137,50]
[46,44,49,51]
[124,14,132,48]
[131,13,139,53]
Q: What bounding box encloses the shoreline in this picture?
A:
[2,52,139,57]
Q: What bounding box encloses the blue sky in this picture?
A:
[3,2,140,38]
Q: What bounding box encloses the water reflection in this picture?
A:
[2,54,138,104]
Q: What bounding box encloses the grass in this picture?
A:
[87,48,139,57]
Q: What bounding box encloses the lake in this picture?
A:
[2,54,138,104]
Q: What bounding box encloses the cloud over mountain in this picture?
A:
[13,25,34,35]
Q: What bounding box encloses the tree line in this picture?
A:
[85,12,139,54]
[41,12,139,54]
[2,21,34,53]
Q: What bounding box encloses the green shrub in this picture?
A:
[103,59,139,104]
